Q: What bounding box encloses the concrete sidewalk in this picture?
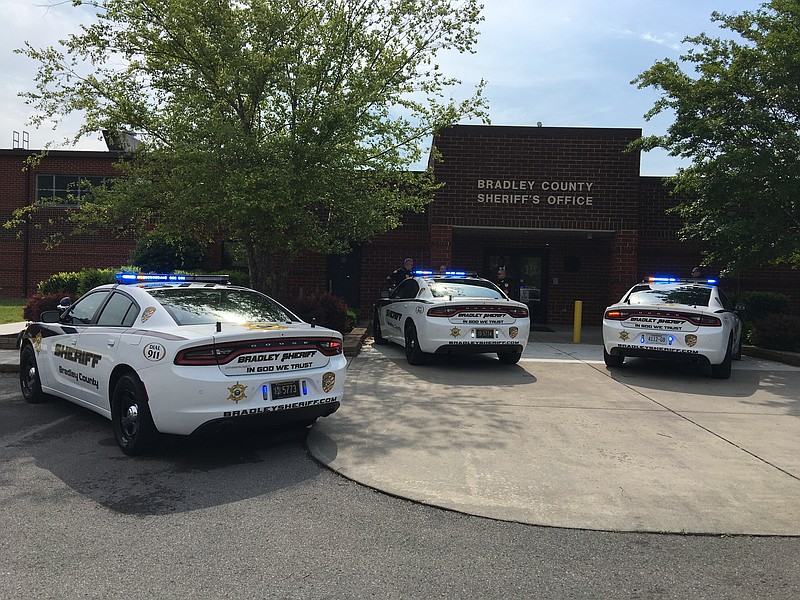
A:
[308,329,800,536]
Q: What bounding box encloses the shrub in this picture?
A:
[210,270,249,287]
[750,314,800,352]
[346,308,360,328]
[38,268,117,296]
[733,291,792,324]
[296,291,352,334]
[24,292,79,321]
[38,272,81,295]
[131,231,208,273]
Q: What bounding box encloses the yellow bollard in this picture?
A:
[573,300,583,343]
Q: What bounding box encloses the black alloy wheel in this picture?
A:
[112,373,158,456]
[404,321,429,366]
[20,344,48,403]
[373,309,387,345]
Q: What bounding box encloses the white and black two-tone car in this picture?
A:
[602,277,743,379]
[373,271,530,365]
[19,273,346,455]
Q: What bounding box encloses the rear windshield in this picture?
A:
[625,285,712,307]
[428,278,505,299]
[147,288,298,325]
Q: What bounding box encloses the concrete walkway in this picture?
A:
[308,326,800,536]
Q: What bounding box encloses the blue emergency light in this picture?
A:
[115,272,229,284]
[413,269,469,277]
[648,275,718,284]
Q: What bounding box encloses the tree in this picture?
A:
[633,0,800,273]
[13,0,488,293]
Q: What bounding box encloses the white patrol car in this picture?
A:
[19,273,346,455]
[373,271,530,365]
[602,277,743,379]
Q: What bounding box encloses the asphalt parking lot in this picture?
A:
[310,333,800,536]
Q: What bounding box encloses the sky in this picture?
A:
[1,0,761,176]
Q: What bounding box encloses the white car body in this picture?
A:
[19,275,346,454]
[374,273,530,365]
[602,278,743,378]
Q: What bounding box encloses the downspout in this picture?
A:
[22,164,31,297]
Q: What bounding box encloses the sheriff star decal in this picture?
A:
[450,327,462,338]
[619,330,631,341]
[227,383,247,403]
[32,332,43,353]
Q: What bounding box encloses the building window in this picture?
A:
[36,174,114,205]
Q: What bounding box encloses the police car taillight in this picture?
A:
[174,345,221,366]
[690,315,722,326]
[318,340,343,355]
[427,306,458,317]
[604,309,628,320]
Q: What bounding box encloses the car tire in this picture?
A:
[20,343,49,404]
[603,347,625,368]
[711,337,733,379]
[373,309,387,345]
[404,321,429,366]
[112,373,158,456]
[497,351,522,365]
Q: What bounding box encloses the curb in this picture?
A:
[742,345,800,367]
[344,325,369,358]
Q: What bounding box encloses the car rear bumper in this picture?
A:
[433,342,525,355]
[143,356,346,435]
[189,401,340,436]
[603,323,728,365]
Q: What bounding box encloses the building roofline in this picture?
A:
[434,123,643,140]
[0,148,122,158]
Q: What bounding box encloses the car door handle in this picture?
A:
[107,339,116,348]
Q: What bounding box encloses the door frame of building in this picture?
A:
[484,248,548,323]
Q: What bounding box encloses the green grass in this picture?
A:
[0,297,26,325]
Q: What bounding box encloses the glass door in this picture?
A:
[484,251,547,323]
[518,255,545,323]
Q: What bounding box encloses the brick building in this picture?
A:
[1,125,796,324]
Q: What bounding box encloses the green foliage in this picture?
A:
[38,268,117,296]
[632,0,800,272]
[24,293,79,322]
[346,308,360,328]
[217,270,249,287]
[733,291,792,324]
[131,231,208,273]
[296,291,352,335]
[13,0,488,295]
[751,314,800,352]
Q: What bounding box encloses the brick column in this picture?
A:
[609,229,638,303]
[430,224,453,270]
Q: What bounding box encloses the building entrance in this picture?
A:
[485,250,547,323]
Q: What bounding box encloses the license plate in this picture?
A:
[476,329,494,339]
[269,380,300,400]
[645,334,667,345]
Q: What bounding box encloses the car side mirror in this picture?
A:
[40,310,61,323]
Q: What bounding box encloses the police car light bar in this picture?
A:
[115,272,230,284]
[413,269,471,277]
[647,276,718,284]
